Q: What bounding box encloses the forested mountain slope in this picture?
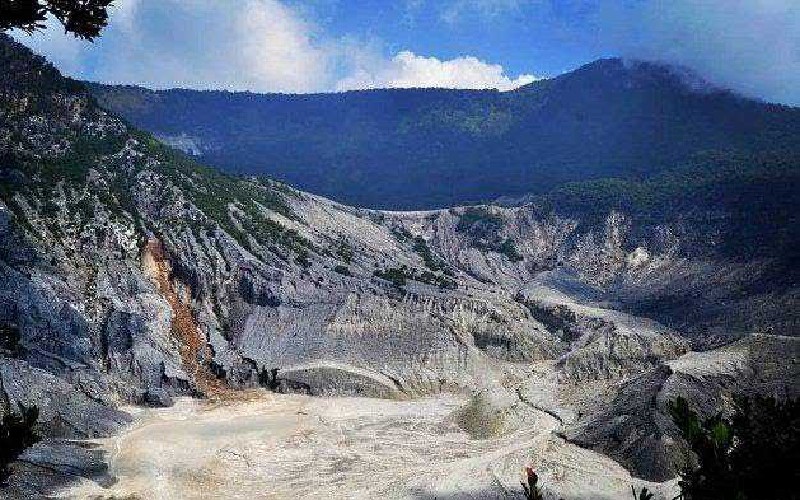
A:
[92,59,800,209]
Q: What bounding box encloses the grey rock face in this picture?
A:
[0,359,131,439]
[567,334,799,482]
[565,365,677,481]
[141,387,174,407]
[2,438,114,500]
[747,334,800,399]
[275,362,403,398]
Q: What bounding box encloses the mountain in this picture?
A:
[91,59,800,209]
[0,34,798,498]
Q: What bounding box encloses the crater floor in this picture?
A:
[57,391,676,500]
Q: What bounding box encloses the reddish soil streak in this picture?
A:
[144,238,228,397]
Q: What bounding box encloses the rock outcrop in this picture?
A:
[565,334,799,481]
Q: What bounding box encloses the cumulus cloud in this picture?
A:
[336,50,537,91]
[14,0,535,94]
[598,0,800,105]
[410,0,800,105]
[16,0,332,92]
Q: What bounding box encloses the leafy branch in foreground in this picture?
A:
[631,485,655,500]
[0,0,115,40]
[669,395,800,500]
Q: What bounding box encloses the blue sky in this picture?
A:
[289,0,603,76]
[15,0,800,105]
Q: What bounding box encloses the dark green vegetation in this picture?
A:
[413,236,439,270]
[630,486,655,500]
[333,264,351,276]
[455,207,524,261]
[91,59,800,210]
[669,395,800,500]
[497,238,523,262]
[542,151,800,263]
[374,264,456,291]
[456,206,504,234]
[333,240,353,264]
[412,236,455,273]
[373,266,411,288]
[0,0,114,40]
[0,321,20,355]
[0,403,40,485]
[520,300,581,343]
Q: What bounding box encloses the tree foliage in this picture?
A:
[669,395,800,500]
[0,0,114,40]
[631,486,655,500]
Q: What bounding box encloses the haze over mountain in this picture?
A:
[91,59,800,209]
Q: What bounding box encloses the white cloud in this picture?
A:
[112,0,140,32]
[103,0,333,93]
[15,0,332,93]
[13,0,538,94]
[440,0,524,24]
[599,0,800,105]
[337,50,537,92]
[13,16,89,76]
[229,0,330,92]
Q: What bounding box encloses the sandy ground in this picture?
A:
[57,391,676,500]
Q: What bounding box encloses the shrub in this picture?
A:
[374,265,457,290]
[454,393,505,439]
[334,242,353,264]
[295,249,312,268]
[456,207,503,235]
[631,486,655,500]
[669,395,800,500]
[498,238,524,262]
[373,266,409,287]
[412,237,436,269]
[0,322,20,355]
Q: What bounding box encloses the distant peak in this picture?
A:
[579,57,721,94]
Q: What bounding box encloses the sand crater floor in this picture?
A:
[57,391,675,500]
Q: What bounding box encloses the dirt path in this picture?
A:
[58,391,675,500]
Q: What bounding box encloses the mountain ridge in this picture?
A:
[91,56,800,209]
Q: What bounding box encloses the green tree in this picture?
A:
[1,0,115,40]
